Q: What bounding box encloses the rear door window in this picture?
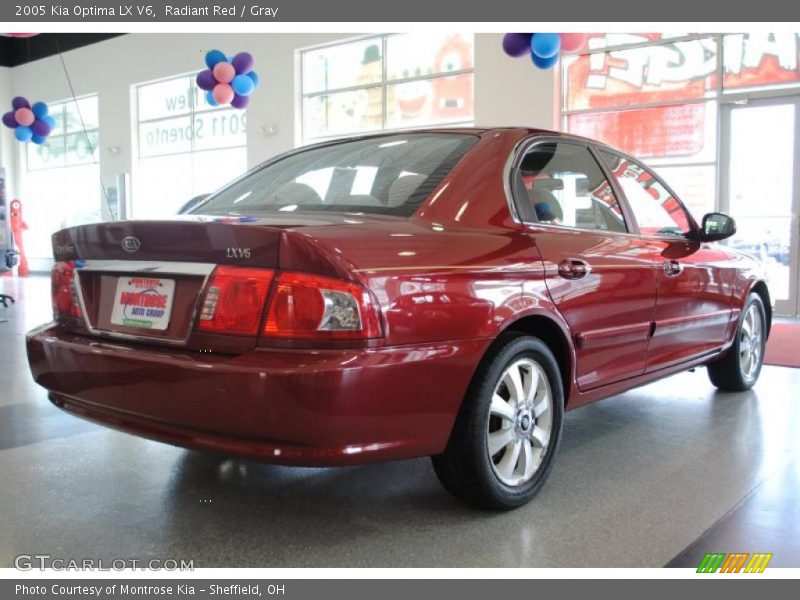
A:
[512,141,628,233]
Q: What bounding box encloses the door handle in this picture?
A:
[558,259,591,280]
[663,259,683,276]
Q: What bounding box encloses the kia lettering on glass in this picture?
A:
[27,129,771,510]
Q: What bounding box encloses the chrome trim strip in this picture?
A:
[76,260,216,276]
[73,260,216,346]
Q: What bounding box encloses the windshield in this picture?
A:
[190,133,478,218]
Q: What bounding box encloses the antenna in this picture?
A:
[53,37,117,221]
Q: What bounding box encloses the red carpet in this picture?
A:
[764,322,800,368]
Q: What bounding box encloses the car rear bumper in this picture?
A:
[26,324,488,466]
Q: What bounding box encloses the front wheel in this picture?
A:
[707,293,766,392]
[432,334,564,510]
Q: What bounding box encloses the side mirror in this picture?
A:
[699,212,736,242]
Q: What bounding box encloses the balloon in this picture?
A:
[196,69,216,91]
[2,111,17,128]
[246,71,260,87]
[531,51,559,70]
[31,101,49,119]
[213,83,235,105]
[531,33,561,59]
[231,52,254,75]
[231,94,250,109]
[8,33,39,38]
[502,33,533,58]
[15,126,33,142]
[31,119,51,137]
[205,91,219,107]
[43,115,57,130]
[560,33,588,53]
[205,49,227,69]
[14,108,35,127]
[213,61,235,84]
[231,74,255,96]
[11,96,30,110]
[31,134,46,145]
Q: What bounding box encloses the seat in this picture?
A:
[531,188,563,223]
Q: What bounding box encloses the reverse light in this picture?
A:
[263,272,382,340]
[51,261,83,320]
[197,266,274,336]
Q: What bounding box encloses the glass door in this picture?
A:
[721,97,800,316]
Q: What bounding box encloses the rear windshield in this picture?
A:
[190,133,477,218]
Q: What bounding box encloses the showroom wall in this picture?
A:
[0,33,556,270]
[2,33,556,193]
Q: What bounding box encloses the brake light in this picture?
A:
[263,272,382,340]
[51,261,83,320]
[197,266,274,336]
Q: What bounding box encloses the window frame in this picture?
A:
[594,145,702,241]
[298,33,475,144]
[507,136,635,236]
[26,94,100,172]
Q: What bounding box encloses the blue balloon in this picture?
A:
[531,51,559,70]
[531,33,561,60]
[31,134,46,145]
[43,114,57,130]
[32,101,49,119]
[205,90,219,107]
[246,70,260,87]
[231,74,255,96]
[205,49,227,69]
[15,125,33,142]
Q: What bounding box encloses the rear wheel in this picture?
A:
[707,293,766,392]
[432,334,564,510]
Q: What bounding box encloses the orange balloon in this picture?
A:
[213,83,234,105]
[213,62,235,84]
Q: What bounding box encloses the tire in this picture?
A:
[432,333,564,510]
[707,293,766,392]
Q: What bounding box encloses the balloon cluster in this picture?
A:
[196,50,260,110]
[502,33,588,69]
[2,97,56,144]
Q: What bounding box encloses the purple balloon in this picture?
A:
[196,69,217,91]
[230,94,250,109]
[2,111,17,129]
[231,52,254,75]
[31,119,52,137]
[11,96,30,110]
[502,33,533,58]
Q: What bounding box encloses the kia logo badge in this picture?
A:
[121,236,141,253]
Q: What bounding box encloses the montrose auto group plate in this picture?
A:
[110,276,176,331]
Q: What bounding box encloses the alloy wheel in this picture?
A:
[487,358,553,486]
[739,303,763,383]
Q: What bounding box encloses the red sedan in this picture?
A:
[27,128,771,509]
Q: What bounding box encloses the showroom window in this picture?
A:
[24,95,101,262]
[300,33,475,143]
[134,73,248,218]
[563,33,800,314]
[561,33,800,220]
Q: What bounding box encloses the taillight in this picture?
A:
[197,266,274,336]
[263,272,382,340]
[51,261,83,320]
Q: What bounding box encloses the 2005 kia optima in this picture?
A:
[27,128,771,509]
